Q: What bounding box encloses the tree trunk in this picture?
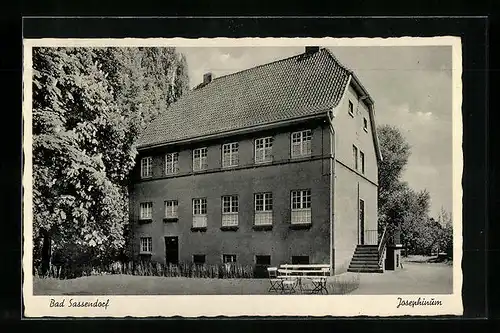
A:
[41,229,51,277]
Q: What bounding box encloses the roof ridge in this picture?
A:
[194,48,330,90]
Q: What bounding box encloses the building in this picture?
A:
[129,46,388,275]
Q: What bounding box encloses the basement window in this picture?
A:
[291,256,309,265]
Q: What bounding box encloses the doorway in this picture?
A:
[164,236,179,265]
[359,199,365,245]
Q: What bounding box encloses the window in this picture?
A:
[140,202,153,220]
[255,137,273,163]
[223,254,237,263]
[165,153,179,175]
[140,237,152,254]
[353,145,359,170]
[360,151,365,174]
[256,255,271,266]
[254,193,273,226]
[291,130,312,158]
[141,157,152,178]
[192,198,207,228]
[193,254,206,265]
[291,190,311,224]
[292,256,309,264]
[363,117,368,132]
[193,148,208,171]
[222,195,239,227]
[222,142,239,167]
[165,200,178,218]
[348,100,354,117]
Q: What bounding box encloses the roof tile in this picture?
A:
[137,48,351,148]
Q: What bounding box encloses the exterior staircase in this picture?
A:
[347,245,383,273]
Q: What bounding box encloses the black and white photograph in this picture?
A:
[22,37,463,317]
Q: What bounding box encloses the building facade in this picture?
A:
[129,47,383,274]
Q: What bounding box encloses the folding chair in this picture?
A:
[267,267,283,292]
[281,276,298,294]
[311,268,329,294]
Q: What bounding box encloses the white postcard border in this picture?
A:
[22,36,463,317]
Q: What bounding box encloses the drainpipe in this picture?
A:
[326,110,336,276]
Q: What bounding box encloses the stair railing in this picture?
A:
[378,225,389,267]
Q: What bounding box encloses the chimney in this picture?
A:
[305,46,320,54]
[203,72,213,84]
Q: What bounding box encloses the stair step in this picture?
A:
[347,268,383,273]
[349,264,381,269]
[351,259,380,264]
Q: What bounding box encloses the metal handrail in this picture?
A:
[377,225,388,266]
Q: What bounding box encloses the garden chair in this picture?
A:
[310,267,329,294]
[267,267,283,292]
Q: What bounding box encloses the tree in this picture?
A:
[436,207,453,258]
[377,125,412,242]
[377,124,411,214]
[32,47,190,276]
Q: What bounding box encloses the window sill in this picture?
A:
[252,225,273,231]
[363,127,368,133]
[139,252,152,255]
[138,219,153,224]
[289,223,312,230]
[191,226,207,232]
[348,112,354,118]
[290,154,312,160]
[163,217,178,223]
[254,160,273,165]
[140,176,152,180]
[220,226,239,231]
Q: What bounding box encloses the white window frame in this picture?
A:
[140,202,153,220]
[193,147,208,171]
[254,192,273,226]
[165,152,179,175]
[141,156,152,178]
[140,237,152,254]
[222,195,239,227]
[291,130,312,158]
[223,254,237,263]
[348,100,354,117]
[353,145,359,171]
[192,198,207,228]
[222,142,239,168]
[164,200,178,218]
[291,190,312,225]
[255,137,273,163]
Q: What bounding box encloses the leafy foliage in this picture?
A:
[32,47,189,274]
[376,125,452,256]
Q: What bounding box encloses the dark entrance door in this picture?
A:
[164,236,179,265]
[359,199,365,245]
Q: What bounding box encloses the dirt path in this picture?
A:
[350,262,453,295]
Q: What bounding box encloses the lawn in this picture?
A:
[32,257,453,296]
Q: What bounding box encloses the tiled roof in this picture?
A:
[136,48,352,149]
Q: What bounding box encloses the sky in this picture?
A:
[177,46,453,218]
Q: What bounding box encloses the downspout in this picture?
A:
[326,110,336,276]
